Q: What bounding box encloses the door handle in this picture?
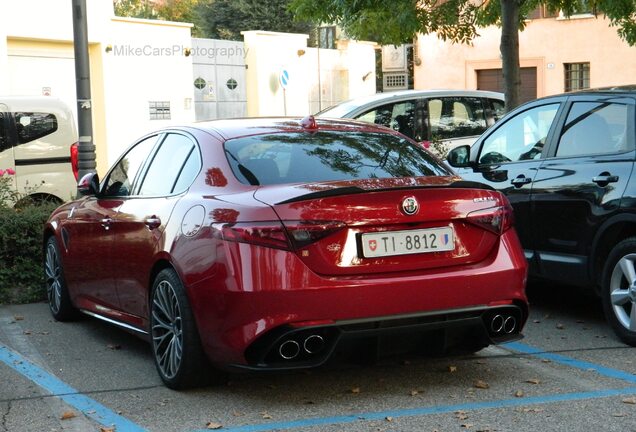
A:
[100,218,112,230]
[145,216,161,230]
[511,175,532,188]
[592,175,619,185]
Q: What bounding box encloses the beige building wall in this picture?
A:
[0,0,195,174]
[414,14,636,97]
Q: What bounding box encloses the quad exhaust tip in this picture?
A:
[488,313,517,336]
[278,334,326,360]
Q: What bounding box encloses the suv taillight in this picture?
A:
[70,143,79,180]
[217,220,345,251]
[466,204,514,234]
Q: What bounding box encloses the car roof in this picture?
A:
[190,116,404,141]
[317,89,505,117]
[569,84,636,96]
[0,96,74,114]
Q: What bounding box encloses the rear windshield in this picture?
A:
[224,131,451,185]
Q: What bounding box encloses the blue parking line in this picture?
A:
[195,387,636,432]
[504,342,636,383]
[190,342,636,432]
[0,344,147,432]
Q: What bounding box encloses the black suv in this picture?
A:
[447,86,636,345]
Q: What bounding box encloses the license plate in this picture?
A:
[361,227,455,258]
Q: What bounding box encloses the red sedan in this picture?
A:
[43,117,528,389]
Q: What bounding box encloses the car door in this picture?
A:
[64,134,159,311]
[111,132,201,323]
[456,100,564,270]
[424,96,490,152]
[531,96,636,286]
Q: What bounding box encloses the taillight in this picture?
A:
[282,221,345,249]
[217,221,291,250]
[216,220,345,251]
[70,143,79,180]
[466,204,514,234]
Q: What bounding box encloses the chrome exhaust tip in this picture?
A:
[303,334,325,354]
[279,340,300,360]
[503,316,517,334]
[490,314,504,334]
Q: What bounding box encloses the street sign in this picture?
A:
[279,69,290,89]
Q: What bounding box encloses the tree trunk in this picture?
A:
[500,0,521,111]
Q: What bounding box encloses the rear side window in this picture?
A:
[427,97,487,140]
[556,102,632,157]
[138,133,197,196]
[13,112,58,144]
[224,131,450,186]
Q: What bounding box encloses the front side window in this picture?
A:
[13,112,58,144]
[556,102,631,157]
[138,134,197,196]
[103,136,157,197]
[356,101,417,140]
[479,103,560,164]
[224,131,450,186]
[427,97,487,140]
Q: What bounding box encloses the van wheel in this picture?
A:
[44,237,77,321]
[602,237,636,346]
[150,269,216,389]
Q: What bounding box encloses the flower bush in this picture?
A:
[0,169,58,304]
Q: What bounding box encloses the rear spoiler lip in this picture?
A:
[275,180,494,205]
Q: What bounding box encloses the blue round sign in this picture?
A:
[279,69,290,89]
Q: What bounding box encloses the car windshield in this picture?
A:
[224,131,451,186]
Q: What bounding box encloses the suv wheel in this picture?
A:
[602,237,636,346]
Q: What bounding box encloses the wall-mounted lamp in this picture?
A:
[297,49,306,57]
[105,44,112,53]
[362,71,372,81]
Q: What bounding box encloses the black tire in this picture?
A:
[44,237,78,321]
[150,268,215,389]
[601,237,636,346]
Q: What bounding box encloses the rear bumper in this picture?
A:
[187,229,528,367]
[234,304,524,371]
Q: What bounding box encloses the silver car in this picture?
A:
[318,89,504,155]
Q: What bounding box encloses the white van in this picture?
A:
[0,97,78,204]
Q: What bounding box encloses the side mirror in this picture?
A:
[446,145,473,168]
[77,172,100,197]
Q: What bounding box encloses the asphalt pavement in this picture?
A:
[1,283,636,432]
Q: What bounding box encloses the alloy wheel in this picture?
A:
[609,253,636,332]
[44,242,62,315]
[152,280,184,379]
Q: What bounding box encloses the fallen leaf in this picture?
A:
[100,427,115,432]
[533,320,541,323]
[232,411,243,416]
[385,416,393,422]
[515,390,524,398]
[622,397,636,404]
[410,390,419,396]
[476,360,486,364]
[261,412,273,420]
[107,344,121,350]
[526,378,541,385]
[461,423,473,428]
[448,365,458,373]
[350,387,361,394]
[541,359,551,363]
[60,411,77,420]
[23,330,32,335]
[522,408,544,413]
[206,422,223,429]
[455,411,469,420]
[613,413,627,417]
[14,315,24,321]
[556,323,565,330]
[474,380,489,389]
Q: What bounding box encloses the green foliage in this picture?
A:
[0,203,58,304]
[197,0,315,40]
[113,0,158,19]
[290,0,636,46]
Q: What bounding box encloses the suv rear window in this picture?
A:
[224,131,450,185]
[14,112,58,144]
